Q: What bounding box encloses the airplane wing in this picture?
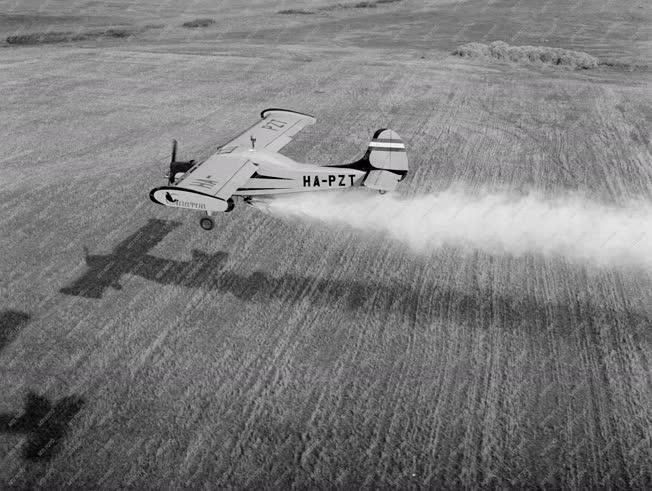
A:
[175,154,257,200]
[220,108,316,153]
[151,109,315,213]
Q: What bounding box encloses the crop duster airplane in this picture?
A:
[150,108,408,230]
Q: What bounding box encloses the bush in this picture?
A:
[7,32,75,44]
[181,18,215,28]
[6,28,137,45]
[102,28,133,38]
[452,40,599,69]
[319,0,402,10]
[452,42,490,58]
[277,9,314,14]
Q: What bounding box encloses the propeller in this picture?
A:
[166,139,195,185]
[171,139,177,164]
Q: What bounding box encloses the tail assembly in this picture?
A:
[165,140,196,185]
[360,129,408,193]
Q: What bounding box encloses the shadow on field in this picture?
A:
[61,219,183,298]
[0,310,30,353]
[60,220,651,332]
[0,392,84,461]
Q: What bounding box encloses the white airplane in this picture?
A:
[150,108,408,230]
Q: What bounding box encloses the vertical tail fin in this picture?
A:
[363,129,408,192]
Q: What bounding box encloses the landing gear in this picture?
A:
[199,216,214,231]
[378,190,387,195]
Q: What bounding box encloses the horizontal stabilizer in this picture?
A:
[363,169,402,192]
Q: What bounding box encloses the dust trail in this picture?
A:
[254,189,652,269]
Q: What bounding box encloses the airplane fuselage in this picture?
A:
[220,148,366,197]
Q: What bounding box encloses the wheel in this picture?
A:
[378,190,386,195]
[199,216,214,231]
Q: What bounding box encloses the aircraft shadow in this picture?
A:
[0,310,30,353]
[61,219,184,298]
[59,220,650,332]
[0,392,84,462]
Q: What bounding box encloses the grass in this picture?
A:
[0,0,650,488]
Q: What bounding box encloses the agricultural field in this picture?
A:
[1,0,651,487]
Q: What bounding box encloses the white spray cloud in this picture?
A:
[255,189,652,269]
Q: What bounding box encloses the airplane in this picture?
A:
[149,108,408,230]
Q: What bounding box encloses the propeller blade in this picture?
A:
[171,139,178,163]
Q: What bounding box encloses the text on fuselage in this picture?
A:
[303,174,356,187]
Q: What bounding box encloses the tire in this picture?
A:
[199,216,214,231]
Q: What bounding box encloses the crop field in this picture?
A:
[1,0,651,488]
